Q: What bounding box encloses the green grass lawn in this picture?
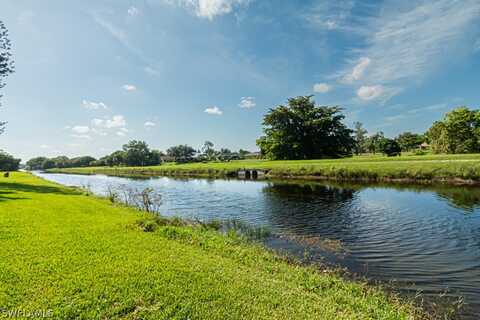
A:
[0,172,421,319]
[50,153,480,183]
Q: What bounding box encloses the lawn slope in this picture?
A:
[0,172,420,319]
[50,154,480,184]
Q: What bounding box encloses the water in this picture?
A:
[35,172,480,318]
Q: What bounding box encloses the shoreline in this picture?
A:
[46,167,480,186]
[0,172,427,319]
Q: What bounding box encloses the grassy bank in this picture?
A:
[49,153,480,184]
[0,172,421,319]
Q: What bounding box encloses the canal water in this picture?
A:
[35,172,480,318]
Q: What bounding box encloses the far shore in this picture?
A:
[46,153,480,186]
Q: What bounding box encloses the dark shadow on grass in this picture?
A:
[0,182,81,202]
[0,190,29,202]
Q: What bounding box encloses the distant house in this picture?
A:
[244,152,261,159]
[419,142,430,150]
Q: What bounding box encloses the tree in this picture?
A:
[70,156,96,167]
[363,132,384,154]
[395,132,424,152]
[0,151,20,171]
[426,121,449,154]
[256,96,354,160]
[0,21,14,134]
[105,151,126,166]
[41,158,56,170]
[26,157,48,170]
[122,140,155,166]
[353,122,368,155]
[378,138,401,156]
[166,145,196,162]
[426,107,480,154]
[51,156,70,168]
[201,141,216,161]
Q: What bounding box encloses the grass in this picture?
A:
[0,172,422,319]
[49,153,480,184]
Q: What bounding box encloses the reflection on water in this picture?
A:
[35,172,480,318]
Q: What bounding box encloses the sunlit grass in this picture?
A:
[0,172,421,319]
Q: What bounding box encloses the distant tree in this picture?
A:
[70,156,96,167]
[26,157,48,170]
[41,158,56,170]
[105,151,126,166]
[426,121,449,154]
[395,132,424,152]
[257,96,354,160]
[201,141,216,161]
[363,132,384,154]
[0,21,14,134]
[238,149,250,159]
[0,151,20,171]
[218,148,234,161]
[149,149,164,165]
[51,156,70,168]
[426,107,480,154]
[166,145,196,162]
[353,122,368,155]
[378,138,401,156]
[122,140,155,166]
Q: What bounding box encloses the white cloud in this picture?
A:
[144,66,160,76]
[71,126,90,134]
[116,128,129,137]
[356,85,384,101]
[313,83,331,93]
[343,57,370,83]
[71,134,91,139]
[128,6,140,16]
[239,96,256,109]
[40,144,50,149]
[92,115,127,129]
[122,84,137,91]
[144,121,156,127]
[165,0,251,20]
[204,106,223,115]
[82,100,108,110]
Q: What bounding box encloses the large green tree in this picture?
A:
[0,21,14,134]
[257,96,354,160]
[426,107,480,154]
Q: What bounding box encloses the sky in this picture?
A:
[1,0,480,161]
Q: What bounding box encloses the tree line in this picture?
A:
[26,140,255,170]
[256,96,478,159]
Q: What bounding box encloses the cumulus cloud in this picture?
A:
[144,121,156,127]
[239,97,256,109]
[122,84,137,91]
[356,85,384,101]
[128,6,140,16]
[313,83,331,93]
[92,115,127,129]
[82,100,108,110]
[204,106,223,115]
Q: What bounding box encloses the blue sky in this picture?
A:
[1,0,480,161]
